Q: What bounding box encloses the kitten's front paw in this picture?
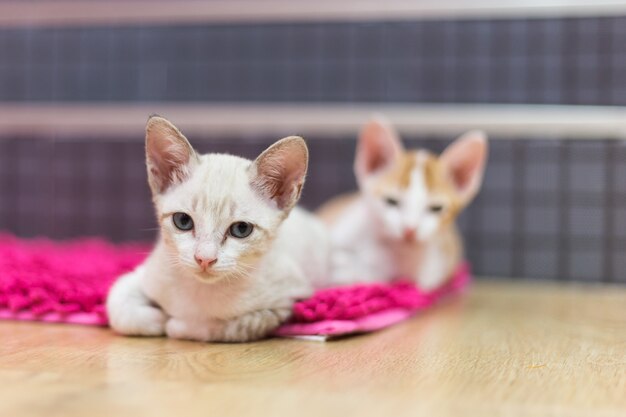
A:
[165,318,210,341]
[165,318,188,340]
[165,309,292,343]
[109,305,167,337]
[221,308,292,342]
[106,268,167,337]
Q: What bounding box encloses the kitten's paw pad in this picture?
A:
[110,305,167,337]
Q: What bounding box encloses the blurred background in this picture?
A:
[0,0,625,283]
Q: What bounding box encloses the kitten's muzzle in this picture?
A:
[195,255,218,271]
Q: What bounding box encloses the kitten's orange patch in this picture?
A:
[397,153,417,189]
[374,153,416,192]
[423,154,463,219]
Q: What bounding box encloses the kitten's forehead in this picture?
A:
[375,150,440,192]
[194,153,250,193]
[159,153,258,215]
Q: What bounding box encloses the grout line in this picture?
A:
[511,140,527,278]
[603,140,616,283]
[557,141,571,282]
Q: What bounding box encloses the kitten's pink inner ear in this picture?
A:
[354,118,404,181]
[250,136,308,210]
[441,130,488,203]
[145,116,197,194]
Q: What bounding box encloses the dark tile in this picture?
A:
[569,250,603,281]
[523,250,559,280]
[107,64,140,101]
[0,67,26,100]
[319,24,354,60]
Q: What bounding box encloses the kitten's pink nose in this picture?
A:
[403,227,417,242]
[195,255,217,270]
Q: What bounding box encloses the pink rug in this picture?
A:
[0,234,470,338]
[275,263,470,338]
[0,234,149,326]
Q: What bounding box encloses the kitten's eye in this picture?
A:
[172,212,194,231]
[429,204,444,214]
[384,197,399,207]
[229,222,254,238]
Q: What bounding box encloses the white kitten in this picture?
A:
[318,119,488,290]
[107,116,329,342]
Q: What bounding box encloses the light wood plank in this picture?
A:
[0,280,624,417]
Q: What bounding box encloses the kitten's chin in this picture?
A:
[190,270,229,284]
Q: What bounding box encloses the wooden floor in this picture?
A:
[0,280,624,417]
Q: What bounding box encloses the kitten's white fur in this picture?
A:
[107,117,329,342]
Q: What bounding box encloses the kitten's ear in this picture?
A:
[440,130,488,204]
[250,136,308,211]
[354,117,404,183]
[145,115,198,194]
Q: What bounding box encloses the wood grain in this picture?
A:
[0,280,624,417]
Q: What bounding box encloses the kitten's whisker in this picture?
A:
[235,265,255,274]
[230,266,254,281]
[166,254,196,270]
[236,261,258,272]
[222,271,238,286]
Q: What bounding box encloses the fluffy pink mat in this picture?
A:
[0,234,470,338]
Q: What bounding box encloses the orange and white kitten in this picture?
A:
[318,119,488,290]
[107,116,329,342]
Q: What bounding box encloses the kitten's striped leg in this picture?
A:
[219,308,292,342]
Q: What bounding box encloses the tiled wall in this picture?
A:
[0,135,624,283]
[1,15,625,282]
[0,17,625,104]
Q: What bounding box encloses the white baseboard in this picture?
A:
[1,103,625,140]
[1,0,626,28]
